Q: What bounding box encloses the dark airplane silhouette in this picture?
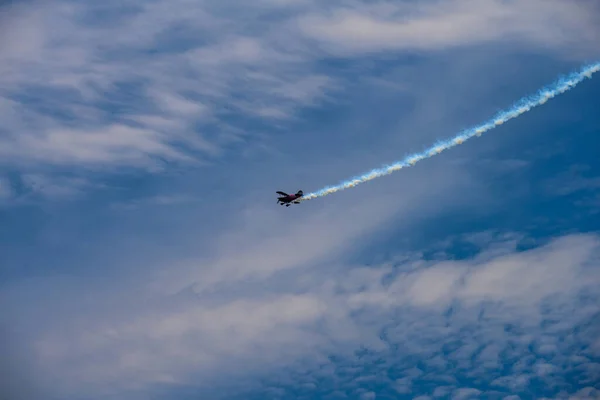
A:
[276,190,303,207]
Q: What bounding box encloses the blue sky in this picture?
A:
[1,0,600,399]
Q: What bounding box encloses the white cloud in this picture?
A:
[16,230,600,398]
[404,263,464,306]
[296,0,600,57]
[458,234,598,303]
[4,124,194,168]
[0,0,334,169]
[1,0,598,171]
[452,388,482,399]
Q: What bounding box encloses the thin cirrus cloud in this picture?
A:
[0,0,334,170]
[295,0,600,56]
[0,0,598,171]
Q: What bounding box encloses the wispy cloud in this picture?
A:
[544,164,600,196]
[0,0,336,171]
[19,173,98,199]
[1,0,598,172]
[0,176,12,201]
[296,0,600,57]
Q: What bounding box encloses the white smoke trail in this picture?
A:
[302,62,600,201]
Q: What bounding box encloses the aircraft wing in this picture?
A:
[276,191,288,196]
